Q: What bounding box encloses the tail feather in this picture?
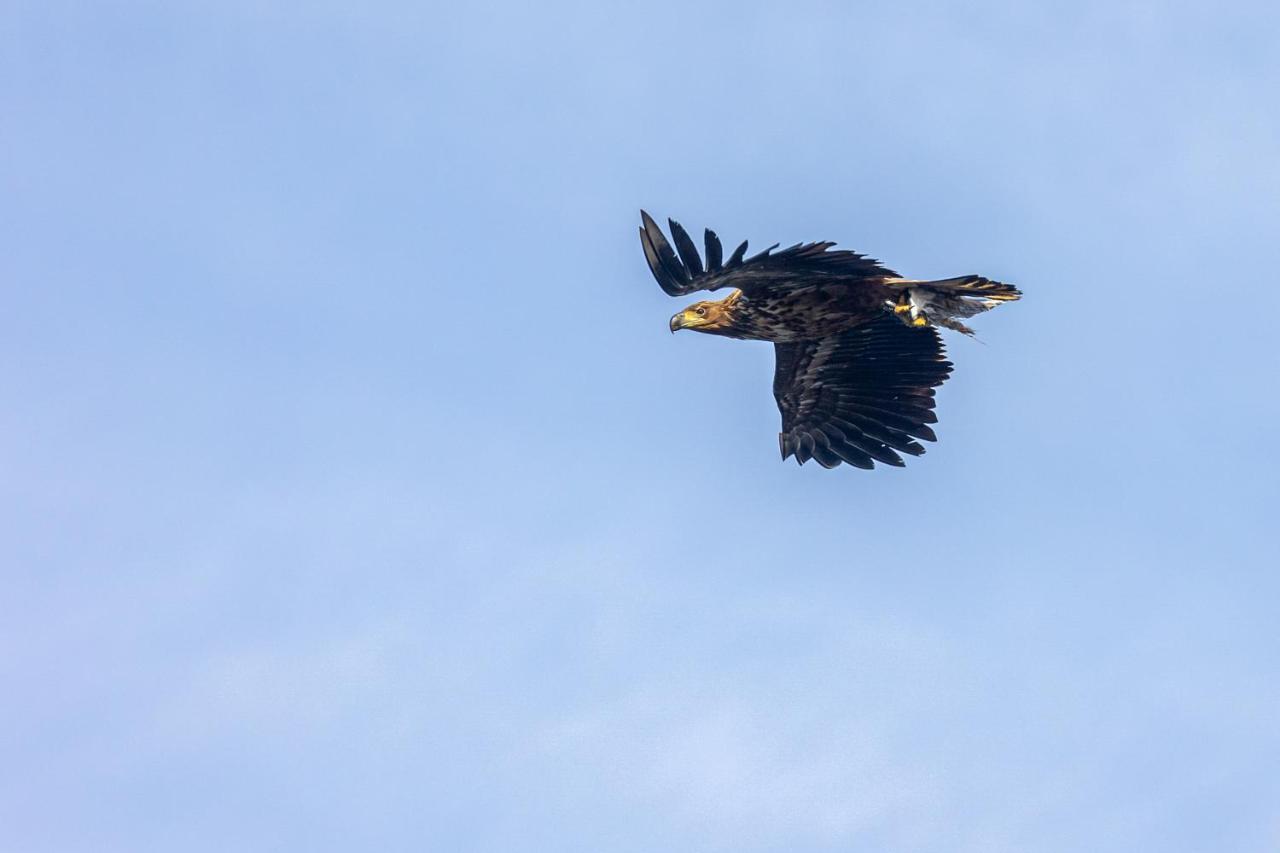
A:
[885,275,1020,334]
[887,275,1021,303]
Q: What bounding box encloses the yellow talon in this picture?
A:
[911,315,929,327]
[893,303,912,315]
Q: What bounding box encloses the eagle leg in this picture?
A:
[892,289,928,326]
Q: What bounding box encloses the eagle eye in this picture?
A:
[695,306,707,317]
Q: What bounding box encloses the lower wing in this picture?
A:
[773,315,953,469]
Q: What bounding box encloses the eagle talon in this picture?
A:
[911,314,930,327]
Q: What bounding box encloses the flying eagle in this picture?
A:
[639,211,1020,469]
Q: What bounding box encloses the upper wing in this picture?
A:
[773,314,953,469]
[639,210,898,298]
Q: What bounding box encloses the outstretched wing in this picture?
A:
[773,314,953,469]
[639,210,898,298]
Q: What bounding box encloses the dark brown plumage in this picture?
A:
[640,211,1020,470]
[773,316,950,468]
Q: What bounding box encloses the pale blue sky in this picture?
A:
[3,1,1279,851]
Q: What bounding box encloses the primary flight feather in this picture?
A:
[640,211,1021,470]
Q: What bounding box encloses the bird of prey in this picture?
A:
[639,211,1020,469]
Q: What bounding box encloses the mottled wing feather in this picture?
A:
[640,210,898,297]
[773,315,953,469]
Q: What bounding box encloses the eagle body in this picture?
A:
[639,211,1021,470]
[673,283,895,342]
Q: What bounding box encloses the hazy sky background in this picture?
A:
[3,1,1279,851]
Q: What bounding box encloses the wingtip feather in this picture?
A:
[668,218,704,277]
[704,228,723,271]
[639,211,690,293]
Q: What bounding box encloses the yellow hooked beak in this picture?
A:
[671,309,709,333]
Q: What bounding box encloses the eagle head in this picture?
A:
[669,292,742,334]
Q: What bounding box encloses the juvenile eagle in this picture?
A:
[640,211,1020,470]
